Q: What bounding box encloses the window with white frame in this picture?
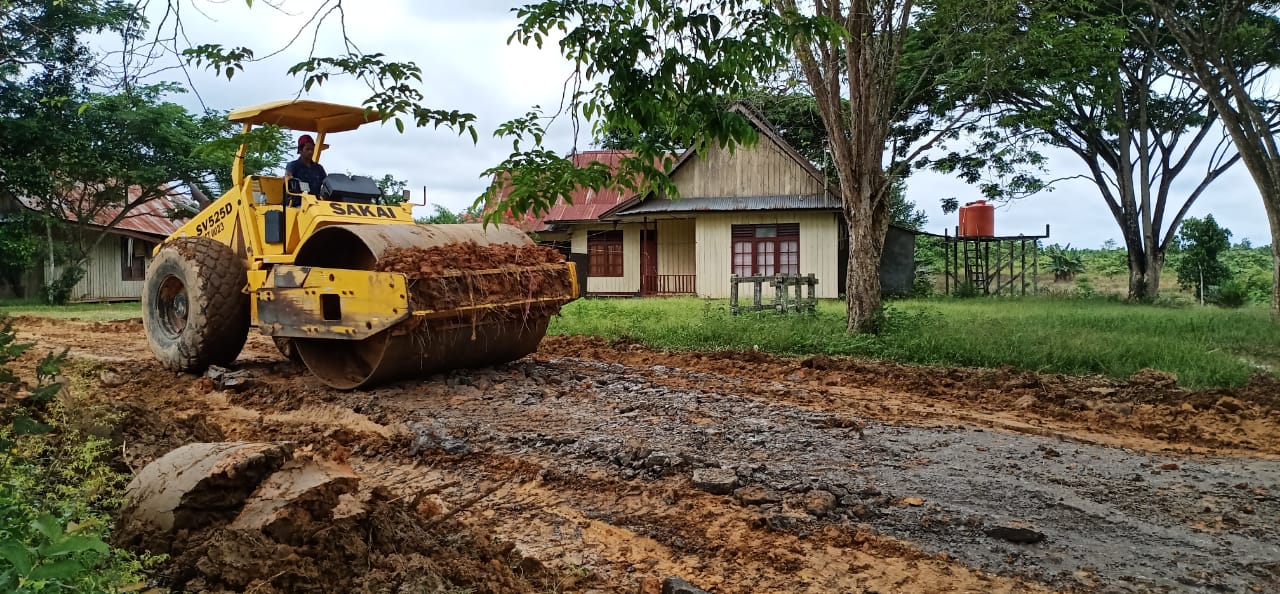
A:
[731,223,799,276]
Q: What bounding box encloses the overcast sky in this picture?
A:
[124,0,1271,249]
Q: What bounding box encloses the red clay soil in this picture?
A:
[377,242,574,317]
[11,318,1280,593]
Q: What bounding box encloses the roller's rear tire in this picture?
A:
[143,237,250,371]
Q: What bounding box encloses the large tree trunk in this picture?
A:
[1267,198,1280,321]
[843,182,890,334]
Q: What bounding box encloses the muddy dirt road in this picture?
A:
[14,317,1280,593]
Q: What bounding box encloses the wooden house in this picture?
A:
[499,104,916,299]
[2,188,189,302]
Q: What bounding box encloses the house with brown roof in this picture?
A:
[499,104,916,299]
[1,187,190,301]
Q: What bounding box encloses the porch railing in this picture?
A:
[641,274,697,295]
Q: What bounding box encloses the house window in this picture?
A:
[120,237,151,281]
[732,223,799,276]
[587,230,624,277]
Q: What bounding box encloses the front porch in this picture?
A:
[641,274,697,295]
[639,219,696,296]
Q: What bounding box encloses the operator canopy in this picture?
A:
[228,100,382,133]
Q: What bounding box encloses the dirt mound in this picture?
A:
[377,241,565,275]
[378,241,574,320]
[116,443,546,594]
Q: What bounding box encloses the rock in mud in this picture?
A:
[1217,396,1247,414]
[205,365,255,392]
[984,525,1046,544]
[735,485,783,505]
[691,468,738,495]
[117,442,292,551]
[99,369,125,387]
[230,454,360,544]
[663,576,711,594]
[801,489,838,517]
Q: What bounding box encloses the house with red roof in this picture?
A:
[1,186,191,301]
[492,104,916,298]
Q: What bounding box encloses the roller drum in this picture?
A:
[290,224,565,389]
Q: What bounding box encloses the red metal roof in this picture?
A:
[491,150,642,233]
[18,184,190,239]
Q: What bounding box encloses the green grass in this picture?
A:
[548,296,1280,389]
[0,300,141,321]
[4,296,1275,389]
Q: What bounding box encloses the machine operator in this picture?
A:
[284,134,327,206]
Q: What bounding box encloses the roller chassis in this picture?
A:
[142,99,578,389]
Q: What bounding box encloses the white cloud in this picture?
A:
[121,1,1271,247]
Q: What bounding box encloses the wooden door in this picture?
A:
[640,228,658,295]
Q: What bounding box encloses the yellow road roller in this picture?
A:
[142,100,578,389]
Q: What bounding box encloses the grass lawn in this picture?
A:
[3,296,1274,389]
[0,299,142,321]
[549,296,1280,389]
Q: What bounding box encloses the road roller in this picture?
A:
[141,99,579,389]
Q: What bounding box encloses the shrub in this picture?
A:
[1216,280,1249,308]
[953,281,980,298]
[0,315,158,592]
[911,265,935,298]
[1074,277,1096,298]
[41,267,85,305]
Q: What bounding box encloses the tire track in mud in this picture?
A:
[352,452,1049,594]
[358,357,1280,594]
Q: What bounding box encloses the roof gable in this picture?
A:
[604,103,837,217]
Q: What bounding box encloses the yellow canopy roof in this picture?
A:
[228,99,382,133]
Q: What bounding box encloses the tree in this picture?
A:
[0,211,42,296]
[375,174,408,205]
[2,84,257,273]
[1174,215,1233,302]
[1141,0,1280,318]
[921,0,1244,302]
[414,204,476,225]
[490,1,985,331]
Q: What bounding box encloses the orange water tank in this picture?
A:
[958,200,995,237]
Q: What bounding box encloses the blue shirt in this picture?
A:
[285,159,327,195]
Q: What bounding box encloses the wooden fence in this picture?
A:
[729,274,818,314]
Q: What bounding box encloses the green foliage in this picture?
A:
[1044,244,1085,281]
[375,174,408,205]
[0,316,31,386]
[1079,244,1128,277]
[549,296,1280,389]
[952,281,980,298]
[0,214,41,296]
[1174,215,1233,301]
[414,204,479,225]
[193,120,290,195]
[1221,243,1274,304]
[0,315,157,592]
[482,0,795,222]
[1217,279,1250,308]
[40,266,84,306]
